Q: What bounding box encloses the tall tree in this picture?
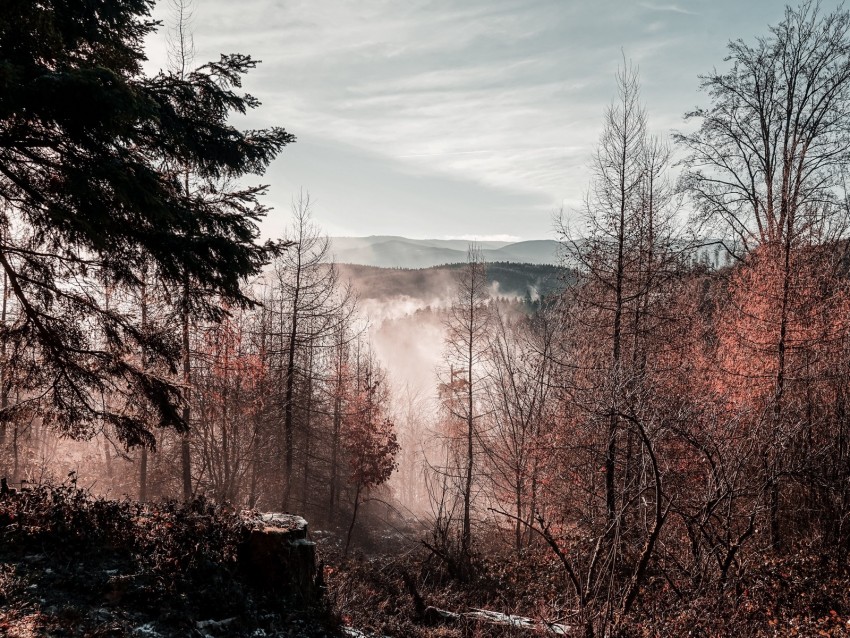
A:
[676,0,850,547]
[676,0,850,252]
[342,353,399,554]
[272,194,354,510]
[565,60,647,529]
[544,61,683,634]
[483,304,554,552]
[440,247,490,575]
[0,0,294,447]
[168,0,198,503]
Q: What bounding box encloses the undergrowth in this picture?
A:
[0,480,332,637]
[321,534,850,637]
[4,482,848,637]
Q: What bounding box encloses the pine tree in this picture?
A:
[0,0,294,447]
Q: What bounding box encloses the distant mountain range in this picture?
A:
[329,236,561,268]
[328,235,732,270]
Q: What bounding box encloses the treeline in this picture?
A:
[426,3,850,635]
[336,262,570,303]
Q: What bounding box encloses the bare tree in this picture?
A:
[438,246,490,575]
[535,59,688,635]
[482,303,554,552]
[677,0,850,548]
[167,0,197,503]
[562,59,647,530]
[272,192,355,511]
[676,0,850,252]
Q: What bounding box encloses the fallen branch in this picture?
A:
[418,604,574,635]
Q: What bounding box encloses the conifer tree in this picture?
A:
[0,0,294,447]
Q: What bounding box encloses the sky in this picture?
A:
[143,0,841,242]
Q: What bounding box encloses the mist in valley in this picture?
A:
[5,1,850,637]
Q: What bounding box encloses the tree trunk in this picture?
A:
[181,278,193,502]
[329,385,341,520]
[301,344,314,510]
[139,447,148,502]
[139,274,148,503]
[461,294,474,570]
[769,233,793,550]
[0,268,8,452]
[344,482,362,556]
[282,251,301,511]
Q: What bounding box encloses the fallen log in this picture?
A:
[421,605,573,635]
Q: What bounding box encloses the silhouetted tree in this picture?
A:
[0,0,294,447]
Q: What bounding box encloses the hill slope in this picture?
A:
[329,236,560,268]
[337,262,572,302]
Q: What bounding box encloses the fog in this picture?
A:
[339,262,545,515]
[0,255,555,524]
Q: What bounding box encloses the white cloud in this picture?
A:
[638,2,699,16]
[146,0,621,215]
[143,0,798,238]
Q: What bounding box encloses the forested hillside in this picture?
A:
[337,262,571,302]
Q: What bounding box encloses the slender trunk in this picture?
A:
[181,278,192,502]
[12,419,18,483]
[604,104,631,532]
[607,174,626,530]
[283,323,297,510]
[152,433,163,500]
[770,235,792,550]
[139,275,148,502]
[838,388,849,555]
[103,436,113,479]
[283,252,302,511]
[221,334,231,502]
[330,383,342,519]
[249,308,267,509]
[102,282,113,483]
[0,268,7,451]
[515,480,523,552]
[344,482,362,556]
[617,416,665,624]
[301,344,314,510]
[249,442,259,509]
[139,448,148,503]
[527,444,540,547]
[461,294,474,567]
[249,413,260,508]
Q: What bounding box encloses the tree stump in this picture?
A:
[239,513,320,603]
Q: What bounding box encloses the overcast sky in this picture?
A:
[144,0,840,241]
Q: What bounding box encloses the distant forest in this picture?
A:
[336,261,572,302]
[5,1,850,637]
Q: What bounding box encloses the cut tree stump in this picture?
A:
[238,513,320,603]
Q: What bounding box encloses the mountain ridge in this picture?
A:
[328,236,560,268]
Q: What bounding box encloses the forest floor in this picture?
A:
[0,485,337,638]
[3,487,850,637]
[319,521,850,638]
[0,545,332,637]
